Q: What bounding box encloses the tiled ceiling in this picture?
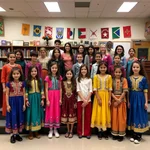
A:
[0,0,149,18]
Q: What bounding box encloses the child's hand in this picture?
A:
[144,103,148,110]
[3,88,6,93]
[108,100,111,106]
[46,100,50,106]
[26,101,30,107]
[113,102,118,107]
[82,101,88,107]
[41,100,44,106]
[74,103,77,109]
[7,105,11,112]
[97,98,102,106]
[23,105,26,111]
[128,102,130,109]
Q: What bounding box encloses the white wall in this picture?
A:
[0,17,149,46]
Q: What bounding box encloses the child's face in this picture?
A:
[81,66,87,77]
[100,46,106,54]
[132,63,140,74]
[129,49,135,57]
[78,46,84,53]
[114,56,121,64]
[88,48,94,55]
[95,54,101,63]
[114,68,122,78]
[66,71,73,80]
[40,50,47,57]
[8,54,16,64]
[77,54,83,63]
[116,47,123,55]
[65,44,70,52]
[31,68,37,78]
[51,64,58,75]
[55,42,61,49]
[31,56,37,62]
[54,50,60,58]
[12,70,21,80]
[99,64,107,74]
[16,52,22,60]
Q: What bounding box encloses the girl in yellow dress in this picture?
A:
[91,61,112,140]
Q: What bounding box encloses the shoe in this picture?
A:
[130,134,135,142]
[10,135,16,144]
[28,132,33,140]
[78,135,82,139]
[103,131,109,140]
[118,136,123,142]
[16,134,23,141]
[48,130,53,139]
[54,129,60,138]
[112,135,117,140]
[134,135,141,144]
[35,132,40,139]
[98,131,102,140]
[69,132,73,138]
[65,132,70,138]
[86,136,91,139]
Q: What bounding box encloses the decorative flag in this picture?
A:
[89,29,98,39]
[144,21,150,38]
[67,28,75,39]
[112,27,120,39]
[33,25,41,37]
[0,18,4,36]
[22,24,30,36]
[101,28,109,39]
[78,28,86,39]
[123,26,131,38]
[56,27,64,39]
[45,26,52,36]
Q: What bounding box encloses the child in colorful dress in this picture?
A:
[72,53,83,78]
[127,61,149,144]
[5,67,25,143]
[91,61,112,140]
[91,52,102,79]
[84,45,95,72]
[108,54,126,78]
[45,62,62,138]
[111,66,128,142]
[26,66,44,140]
[61,69,77,138]
[76,64,92,139]
[1,52,22,116]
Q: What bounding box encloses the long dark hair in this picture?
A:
[130,61,147,77]
[64,42,74,62]
[8,67,24,82]
[51,48,61,61]
[47,62,60,80]
[114,65,123,79]
[87,45,96,63]
[63,69,75,90]
[78,64,90,82]
[97,61,108,74]
[26,66,41,90]
[77,45,86,57]
[114,45,125,57]
[15,49,24,60]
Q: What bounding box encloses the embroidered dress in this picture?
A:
[61,81,77,124]
[127,76,149,133]
[45,76,62,128]
[91,74,112,131]
[5,81,25,134]
[26,79,44,131]
[111,78,128,136]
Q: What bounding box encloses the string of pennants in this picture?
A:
[21,24,131,39]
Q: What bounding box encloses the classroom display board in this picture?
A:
[113,42,131,58]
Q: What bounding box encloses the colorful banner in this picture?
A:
[45,26,52,36]
[56,27,64,39]
[112,27,120,39]
[123,26,131,38]
[78,28,86,39]
[22,24,30,36]
[0,18,4,36]
[89,29,98,39]
[101,28,109,39]
[145,21,150,38]
[33,25,41,37]
[67,28,75,39]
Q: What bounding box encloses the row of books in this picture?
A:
[0,61,7,68]
[0,48,11,57]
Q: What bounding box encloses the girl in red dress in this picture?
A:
[61,69,77,138]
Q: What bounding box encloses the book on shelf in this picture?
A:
[23,42,29,46]
[0,48,11,57]
[29,41,34,46]
[0,61,7,68]
[1,40,7,46]
[23,48,35,58]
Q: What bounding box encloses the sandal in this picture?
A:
[28,132,33,140]
[65,132,70,138]
[69,132,73,138]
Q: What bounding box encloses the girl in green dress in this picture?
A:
[25,66,45,140]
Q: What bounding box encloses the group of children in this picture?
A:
[1,41,149,145]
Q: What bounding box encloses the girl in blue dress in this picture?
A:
[5,67,25,143]
[128,61,149,144]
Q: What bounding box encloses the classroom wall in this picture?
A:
[0,17,149,46]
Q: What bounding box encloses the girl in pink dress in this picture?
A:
[45,62,62,139]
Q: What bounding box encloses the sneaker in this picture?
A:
[118,136,123,142]
[48,130,53,139]
[10,135,16,144]
[130,134,135,142]
[134,135,141,144]
[112,135,117,140]
[54,129,59,138]
[98,131,102,140]
[86,136,91,139]
[78,135,82,139]
[16,134,23,141]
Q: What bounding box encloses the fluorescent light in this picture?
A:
[117,2,137,12]
[44,2,60,12]
[0,7,6,12]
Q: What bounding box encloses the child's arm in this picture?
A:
[60,82,62,105]
[90,65,94,79]
[144,92,148,110]
[6,86,11,112]
[23,87,26,111]
[45,82,50,106]
[1,65,6,92]
[111,93,119,101]
[86,79,93,102]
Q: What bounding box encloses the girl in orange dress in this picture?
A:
[1,52,22,116]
